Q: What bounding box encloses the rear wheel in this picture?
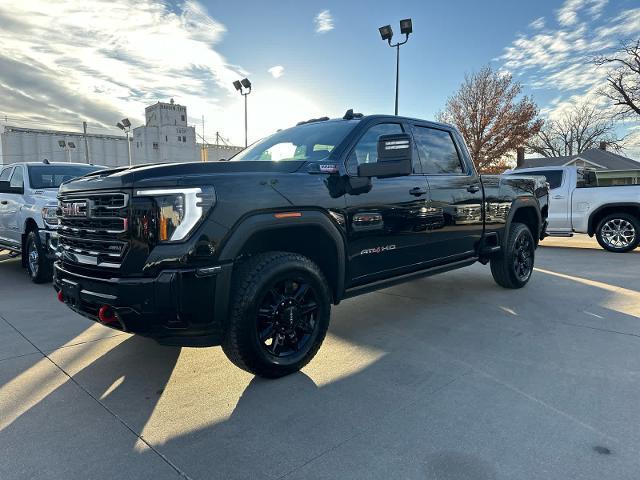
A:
[595,213,639,253]
[222,252,331,378]
[25,230,52,284]
[490,222,535,289]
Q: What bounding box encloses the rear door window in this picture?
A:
[412,126,464,174]
[523,170,563,189]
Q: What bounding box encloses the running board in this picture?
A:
[343,257,477,299]
[546,232,574,237]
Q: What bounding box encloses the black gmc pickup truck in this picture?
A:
[54,112,548,378]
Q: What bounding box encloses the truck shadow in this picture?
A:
[1,261,639,479]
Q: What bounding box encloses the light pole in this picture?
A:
[116,118,132,166]
[58,140,76,162]
[233,78,252,147]
[379,18,413,116]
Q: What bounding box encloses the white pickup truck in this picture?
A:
[0,161,103,282]
[509,166,640,252]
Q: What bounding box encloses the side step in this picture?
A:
[479,232,501,255]
[545,232,573,237]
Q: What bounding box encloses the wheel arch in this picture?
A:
[587,203,640,236]
[218,210,347,304]
[21,218,39,267]
[504,198,542,246]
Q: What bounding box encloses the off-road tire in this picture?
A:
[222,252,331,378]
[25,230,52,284]
[595,213,639,253]
[490,222,535,289]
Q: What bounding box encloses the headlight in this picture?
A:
[42,206,59,227]
[135,187,215,242]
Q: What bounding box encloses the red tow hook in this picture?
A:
[98,305,117,325]
[57,291,64,303]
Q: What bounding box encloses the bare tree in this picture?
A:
[527,103,624,157]
[595,39,640,119]
[437,65,542,173]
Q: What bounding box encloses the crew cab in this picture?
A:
[509,166,640,252]
[0,161,103,282]
[54,112,548,377]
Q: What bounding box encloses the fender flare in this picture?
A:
[217,209,347,300]
[503,197,543,244]
[587,202,640,235]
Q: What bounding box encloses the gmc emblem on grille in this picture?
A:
[61,201,87,217]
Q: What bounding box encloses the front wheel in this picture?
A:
[25,230,53,284]
[595,213,639,253]
[490,222,535,289]
[222,252,331,378]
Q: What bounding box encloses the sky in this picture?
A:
[0,0,639,155]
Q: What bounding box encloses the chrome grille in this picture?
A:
[58,192,129,269]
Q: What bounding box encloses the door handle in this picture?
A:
[0,200,7,205]
[467,184,480,193]
[552,195,565,200]
[409,187,427,197]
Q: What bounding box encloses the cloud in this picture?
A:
[556,0,608,26]
[500,6,640,86]
[529,17,545,30]
[0,0,253,140]
[268,65,285,78]
[314,10,334,34]
[500,1,640,155]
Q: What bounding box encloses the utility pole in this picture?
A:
[201,115,206,162]
[82,121,90,164]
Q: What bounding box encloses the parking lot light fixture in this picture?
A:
[233,78,252,147]
[400,18,412,35]
[58,139,74,162]
[116,118,133,166]
[379,18,413,116]
[379,25,393,42]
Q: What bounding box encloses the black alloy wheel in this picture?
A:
[490,222,535,289]
[257,278,319,358]
[222,252,331,378]
[513,230,534,282]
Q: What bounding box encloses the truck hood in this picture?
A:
[58,161,308,193]
[31,188,59,204]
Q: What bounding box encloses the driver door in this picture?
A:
[343,121,431,285]
[0,166,14,245]
[5,165,25,244]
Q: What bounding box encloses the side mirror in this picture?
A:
[357,133,413,178]
[0,181,10,194]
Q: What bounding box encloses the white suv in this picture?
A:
[0,161,103,282]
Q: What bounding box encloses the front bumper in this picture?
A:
[39,229,59,261]
[540,219,549,240]
[53,262,232,346]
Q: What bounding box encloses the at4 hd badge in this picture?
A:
[360,245,396,255]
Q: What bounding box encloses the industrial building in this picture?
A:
[0,99,242,166]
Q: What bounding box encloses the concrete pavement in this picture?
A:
[1,236,639,479]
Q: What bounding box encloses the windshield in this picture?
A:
[28,165,104,189]
[231,120,358,162]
